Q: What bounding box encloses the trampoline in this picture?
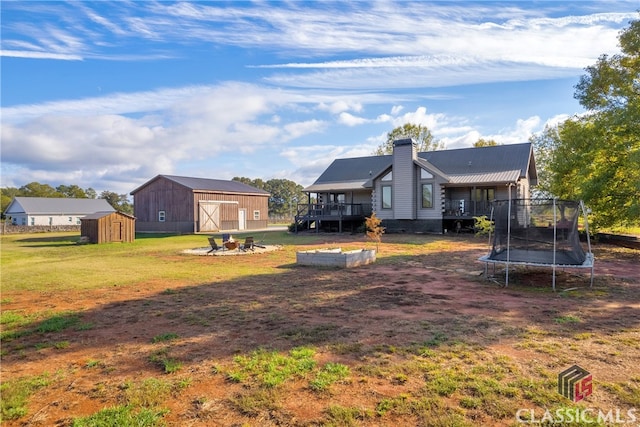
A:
[478,197,595,290]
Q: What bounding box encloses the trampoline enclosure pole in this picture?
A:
[552,198,557,291]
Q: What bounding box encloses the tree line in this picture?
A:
[1,182,133,216]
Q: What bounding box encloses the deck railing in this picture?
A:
[296,203,372,218]
[443,199,492,217]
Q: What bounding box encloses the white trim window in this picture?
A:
[421,183,433,208]
[381,185,392,209]
[253,210,260,220]
[158,210,166,222]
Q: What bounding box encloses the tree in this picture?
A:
[19,182,60,198]
[473,138,499,147]
[535,17,640,229]
[56,184,88,198]
[365,212,384,252]
[263,179,305,218]
[233,177,305,218]
[99,191,133,215]
[373,123,444,155]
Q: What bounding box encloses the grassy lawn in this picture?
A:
[1,230,638,426]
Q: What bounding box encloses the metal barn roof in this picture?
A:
[4,197,115,215]
[130,175,270,195]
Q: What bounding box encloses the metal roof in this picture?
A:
[447,170,522,185]
[131,175,270,195]
[82,211,135,220]
[305,143,535,191]
[304,156,392,192]
[4,197,115,215]
[420,143,534,176]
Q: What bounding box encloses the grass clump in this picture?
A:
[0,373,50,421]
[71,405,167,427]
[324,405,372,427]
[230,389,281,417]
[227,346,316,388]
[310,362,350,392]
[149,348,182,374]
[122,377,172,408]
[151,332,179,343]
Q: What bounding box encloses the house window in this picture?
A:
[76,217,81,225]
[382,185,392,209]
[158,210,166,222]
[421,169,433,179]
[253,210,260,220]
[421,183,433,208]
[69,217,73,222]
[381,171,392,181]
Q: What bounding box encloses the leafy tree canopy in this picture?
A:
[233,177,305,218]
[473,138,499,147]
[373,123,444,155]
[532,17,640,230]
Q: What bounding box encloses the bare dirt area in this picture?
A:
[2,233,639,426]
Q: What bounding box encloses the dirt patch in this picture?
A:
[2,234,639,426]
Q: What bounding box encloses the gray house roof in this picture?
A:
[305,143,536,192]
[130,175,270,196]
[4,197,115,215]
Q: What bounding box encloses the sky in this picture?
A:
[1,1,638,196]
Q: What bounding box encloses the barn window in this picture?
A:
[253,210,260,220]
[158,210,166,222]
[69,217,73,222]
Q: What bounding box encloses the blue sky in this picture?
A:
[1,1,638,195]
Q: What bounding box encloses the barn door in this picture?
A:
[199,202,220,232]
[238,209,246,230]
[111,222,123,242]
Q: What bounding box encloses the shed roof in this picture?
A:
[81,211,135,220]
[4,197,115,215]
[305,142,535,191]
[130,175,270,196]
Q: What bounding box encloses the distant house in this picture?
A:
[298,139,537,233]
[3,197,115,226]
[130,175,270,233]
[80,211,136,244]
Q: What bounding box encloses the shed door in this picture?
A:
[199,202,220,232]
[111,222,123,242]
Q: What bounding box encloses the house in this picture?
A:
[80,211,136,243]
[298,139,537,233]
[130,175,270,233]
[3,197,115,226]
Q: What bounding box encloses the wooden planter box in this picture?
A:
[296,248,376,268]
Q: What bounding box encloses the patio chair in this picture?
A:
[240,236,254,252]
[222,233,231,251]
[207,237,220,254]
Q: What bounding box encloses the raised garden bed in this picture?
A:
[296,248,376,268]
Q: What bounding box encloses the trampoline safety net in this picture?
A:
[488,199,586,266]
